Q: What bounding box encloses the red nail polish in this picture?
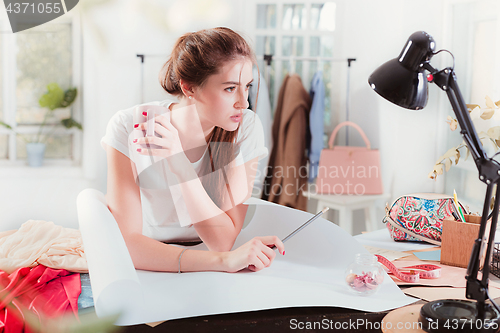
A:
[133,139,137,143]
[137,148,141,152]
[283,251,285,255]
[142,111,147,116]
[134,124,139,128]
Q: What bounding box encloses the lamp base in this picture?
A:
[419,299,500,332]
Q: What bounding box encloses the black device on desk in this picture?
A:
[369,31,500,332]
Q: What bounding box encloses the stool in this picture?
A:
[303,191,390,235]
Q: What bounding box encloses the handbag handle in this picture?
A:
[328,121,371,150]
[384,215,442,246]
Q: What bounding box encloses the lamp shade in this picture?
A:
[368,31,436,110]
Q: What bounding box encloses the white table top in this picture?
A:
[354,228,437,251]
[303,191,391,204]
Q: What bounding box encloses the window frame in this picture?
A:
[0,13,83,167]
[244,0,341,137]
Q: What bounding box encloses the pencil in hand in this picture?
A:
[268,207,329,250]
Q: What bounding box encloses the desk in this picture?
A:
[116,305,417,333]
[303,191,390,235]
[80,238,499,333]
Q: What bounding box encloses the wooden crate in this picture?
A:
[440,214,490,268]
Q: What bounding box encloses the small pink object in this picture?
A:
[345,273,356,284]
[347,272,380,293]
[345,253,384,296]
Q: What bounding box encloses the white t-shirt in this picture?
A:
[101,98,268,242]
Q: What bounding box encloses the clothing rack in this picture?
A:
[262,55,356,65]
[261,55,356,145]
[136,54,167,106]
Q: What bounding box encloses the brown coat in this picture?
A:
[262,74,311,211]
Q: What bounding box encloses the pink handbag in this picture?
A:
[315,121,383,195]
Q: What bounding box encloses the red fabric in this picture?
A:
[0,265,81,333]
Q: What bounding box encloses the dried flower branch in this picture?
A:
[429,96,500,179]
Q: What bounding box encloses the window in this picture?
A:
[252,1,339,135]
[0,16,82,165]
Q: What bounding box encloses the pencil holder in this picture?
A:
[441,214,491,268]
[344,253,384,296]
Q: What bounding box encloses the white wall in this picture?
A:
[0,0,476,232]
[335,0,446,201]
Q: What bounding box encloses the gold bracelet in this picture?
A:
[178,248,188,273]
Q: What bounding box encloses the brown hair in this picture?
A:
[158,27,259,208]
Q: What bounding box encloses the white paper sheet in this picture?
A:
[354,228,438,251]
[76,189,145,320]
[77,190,417,326]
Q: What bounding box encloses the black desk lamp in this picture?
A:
[369,31,500,332]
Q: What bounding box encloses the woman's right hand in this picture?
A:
[222,236,285,273]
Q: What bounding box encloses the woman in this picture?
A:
[101,27,285,273]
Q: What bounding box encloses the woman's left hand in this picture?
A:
[133,113,184,158]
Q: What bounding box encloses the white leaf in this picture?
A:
[470,106,481,120]
[487,127,500,140]
[435,164,443,175]
[446,116,458,131]
[442,147,458,160]
[481,108,495,120]
[486,95,495,109]
[444,158,452,171]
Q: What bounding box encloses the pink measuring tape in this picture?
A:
[375,255,441,283]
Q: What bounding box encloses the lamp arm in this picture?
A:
[482,187,500,307]
[465,182,495,311]
[429,65,500,317]
[446,74,487,164]
[463,182,500,319]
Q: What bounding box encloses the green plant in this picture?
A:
[0,82,82,144]
[429,96,500,179]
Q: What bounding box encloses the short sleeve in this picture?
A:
[235,110,269,166]
[100,109,133,159]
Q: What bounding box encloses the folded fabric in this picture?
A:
[0,265,81,332]
[0,220,88,274]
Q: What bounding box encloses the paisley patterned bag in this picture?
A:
[383,193,467,246]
